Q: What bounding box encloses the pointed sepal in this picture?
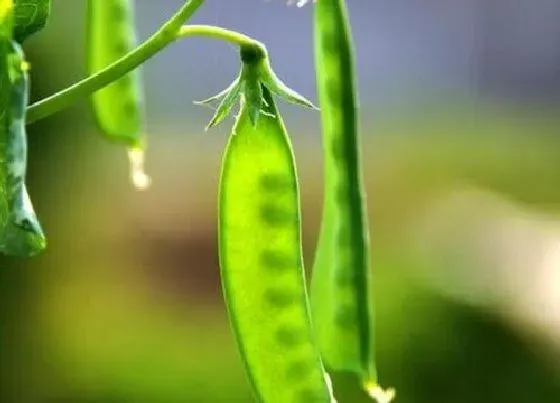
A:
[243,77,263,127]
[203,77,242,130]
[259,57,318,110]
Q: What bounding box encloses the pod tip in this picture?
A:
[127,148,151,191]
[365,381,396,403]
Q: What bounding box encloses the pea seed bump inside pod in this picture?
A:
[87,0,150,191]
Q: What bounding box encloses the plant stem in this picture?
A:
[26,0,206,124]
[177,25,263,49]
[26,0,267,125]
[26,22,265,125]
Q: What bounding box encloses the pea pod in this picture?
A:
[0,39,46,256]
[218,85,334,403]
[86,0,149,189]
[310,0,394,400]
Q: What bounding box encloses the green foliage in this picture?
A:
[13,0,51,42]
[0,0,14,39]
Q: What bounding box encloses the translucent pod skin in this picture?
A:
[311,0,377,387]
[86,0,145,147]
[0,41,46,256]
[219,86,334,403]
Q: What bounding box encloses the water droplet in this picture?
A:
[365,382,396,403]
[127,147,151,191]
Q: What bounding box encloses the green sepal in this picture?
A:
[204,77,242,130]
[259,57,318,110]
[196,43,316,130]
[0,187,46,257]
[193,86,233,106]
[242,67,263,127]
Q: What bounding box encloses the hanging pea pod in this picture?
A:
[86,0,150,189]
[217,70,335,400]
[0,16,46,257]
[310,0,394,401]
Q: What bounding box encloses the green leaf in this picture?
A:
[13,0,51,43]
[0,0,14,39]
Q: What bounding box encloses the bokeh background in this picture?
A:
[4,0,560,401]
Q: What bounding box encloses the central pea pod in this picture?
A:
[219,86,334,403]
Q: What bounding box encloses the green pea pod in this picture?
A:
[13,0,51,43]
[219,86,335,403]
[87,0,150,189]
[311,0,394,400]
[0,40,46,257]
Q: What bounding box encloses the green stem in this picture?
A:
[26,16,265,125]
[178,25,263,49]
[27,0,218,124]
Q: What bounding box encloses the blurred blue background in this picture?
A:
[4,0,560,401]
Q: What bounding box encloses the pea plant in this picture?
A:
[1,0,395,401]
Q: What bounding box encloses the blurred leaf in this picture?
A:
[13,0,50,43]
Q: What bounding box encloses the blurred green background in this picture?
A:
[4,0,560,402]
